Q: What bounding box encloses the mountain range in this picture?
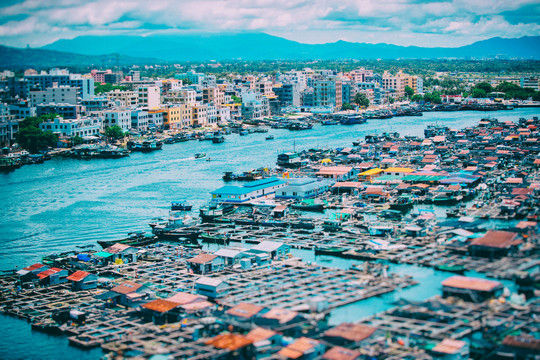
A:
[1,33,539,69]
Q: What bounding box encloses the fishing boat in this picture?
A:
[432,191,461,205]
[322,219,343,232]
[151,212,200,242]
[435,264,466,274]
[194,153,206,159]
[199,202,236,222]
[314,246,349,257]
[377,209,403,220]
[199,233,230,245]
[266,135,274,140]
[239,130,249,136]
[211,136,225,143]
[291,199,325,212]
[98,231,158,248]
[389,195,414,212]
[171,201,192,211]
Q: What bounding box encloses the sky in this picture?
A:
[0,0,539,48]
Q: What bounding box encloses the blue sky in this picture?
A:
[0,0,539,48]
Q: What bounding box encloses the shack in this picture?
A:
[441,276,503,303]
[187,254,224,274]
[469,230,520,258]
[323,323,377,347]
[36,267,68,286]
[195,277,228,299]
[66,270,98,291]
[278,337,325,360]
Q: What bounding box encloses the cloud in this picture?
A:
[0,0,538,47]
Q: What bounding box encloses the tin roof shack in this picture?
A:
[141,299,181,324]
[275,178,332,199]
[246,327,282,357]
[441,276,503,303]
[224,303,267,329]
[317,166,356,181]
[109,280,150,307]
[187,254,224,274]
[16,263,49,284]
[36,267,68,286]
[210,177,287,203]
[167,292,214,315]
[358,168,384,182]
[206,333,255,360]
[195,277,228,299]
[430,339,469,360]
[93,251,114,265]
[278,337,326,360]
[322,323,377,348]
[469,230,520,259]
[214,248,248,267]
[255,308,307,335]
[495,335,540,359]
[66,270,98,291]
[250,240,290,260]
[322,346,362,360]
[102,243,139,264]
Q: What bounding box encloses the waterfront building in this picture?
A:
[441,276,503,303]
[66,270,98,291]
[307,77,343,111]
[520,76,539,91]
[39,116,102,138]
[192,103,208,127]
[382,71,405,98]
[195,277,228,299]
[275,178,333,199]
[36,267,68,286]
[250,241,290,260]
[273,84,301,108]
[278,337,325,360]
[316,166,356,181]
[162,105,192,130]
[187,254,225,274]
[103,109,131,131]
[147,109,164,130]
[163,88,196,105]
[0,118,19,146]
[210,177,287,203]
[241,90,270,120]
[130,109,149,132]
[468,230,519,258]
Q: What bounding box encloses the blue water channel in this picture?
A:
[0,108,538,359]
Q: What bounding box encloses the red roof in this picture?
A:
[226,303,264,318]
[323,346,362,360]
[442,276,502,292]
[324,323,376,342]
[141,299,180,313]
[23,263,45,271]
[36,267,64,279]
[470,230,518,249]
[206,333,253,351]
[66,270,91,282]
[187,254,218,264]
[111,280,143,294]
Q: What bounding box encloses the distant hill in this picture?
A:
[0,45,162,69]
[39,33,540,60]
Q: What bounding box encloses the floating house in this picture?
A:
[195,277,228,299]
[322,346,362,360]
[323,323,377,347]
[66,270,98,291]
[210,177,287,203]
[250,240,290,260]
[102,243,139,264]
[16,263,49,283]
[316,166,356,181]
[431,338,469,360]
[441,276,503,303]
[108,280,150,307]
[186,254,225,274]
[275,178,333,199]
[278,337,325,360]
[36,267,68,285]
[469,230,520,259]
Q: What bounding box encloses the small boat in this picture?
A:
[194,153,206,159]
[206,158,212,162]
[199,202,236,222]
[291,199,325,212]
[322,220,343,232]
[389,195,414,212]
[171,201,192,211]
[212,136,225,143]
[239,130,249,136]
[377,209,403,220]
[435,264,466,274]
[314,246,349,257]
[266,135,274,140]
[98,232,157,248]
[200,233,230,245]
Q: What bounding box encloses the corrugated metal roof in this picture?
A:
[66,270,91,282]
[442,276,502,292]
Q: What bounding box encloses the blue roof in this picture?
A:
[211,177,286,196]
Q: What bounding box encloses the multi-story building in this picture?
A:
[9,103,36,118]
[163,89,196,105]
[191,104,208,127]
[202,88,225,105]
[273,84,301,108]
[257,80,273,96]
[206,105,218,125]
[241,91,270,120]
[90,70,110,83]
[137,86,160,109]
[162,105,192,130]
[147,109,164,130]
[382,71,405,98]
[129,70,141,82]
[107,89,138,107]
[39,116,102,138]
[131,110,149,132]
[24,71,94,99]
[82,96,110,111]
[308,78,342,110]
[521,77,539,91]
[103,109,131,131]
[0,117,19,146]
[30,85,78,106]
[36,103,83,119]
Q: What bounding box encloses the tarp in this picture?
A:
[77,254,92,262]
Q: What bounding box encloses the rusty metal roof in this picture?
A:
[141,299,180,313]
[442,276,502,292]
[66,270,91,282]
[186,254,218,264]
[205,333,253,351]
[225,302,264,318]
[111,280,143,294]
[324,323,376,343]
[322,346,362,360]
[470,230,518,249]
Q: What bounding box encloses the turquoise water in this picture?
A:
[0,108,538,359]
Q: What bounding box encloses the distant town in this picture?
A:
[1,63,540,169]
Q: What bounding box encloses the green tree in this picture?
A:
[354,93,370,108]
[471,88,487,98]
[95,83,129,95]
[104,125,126,140]
[71,135,84,146]
[341,103,353,110]
[231,95,242,103]
[16,115,59,153]
[474,82,492,94]
[411,94,423,102]
[388,97,395,104]
[404,85,414,99]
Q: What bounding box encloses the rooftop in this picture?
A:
[442,276,502,292]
